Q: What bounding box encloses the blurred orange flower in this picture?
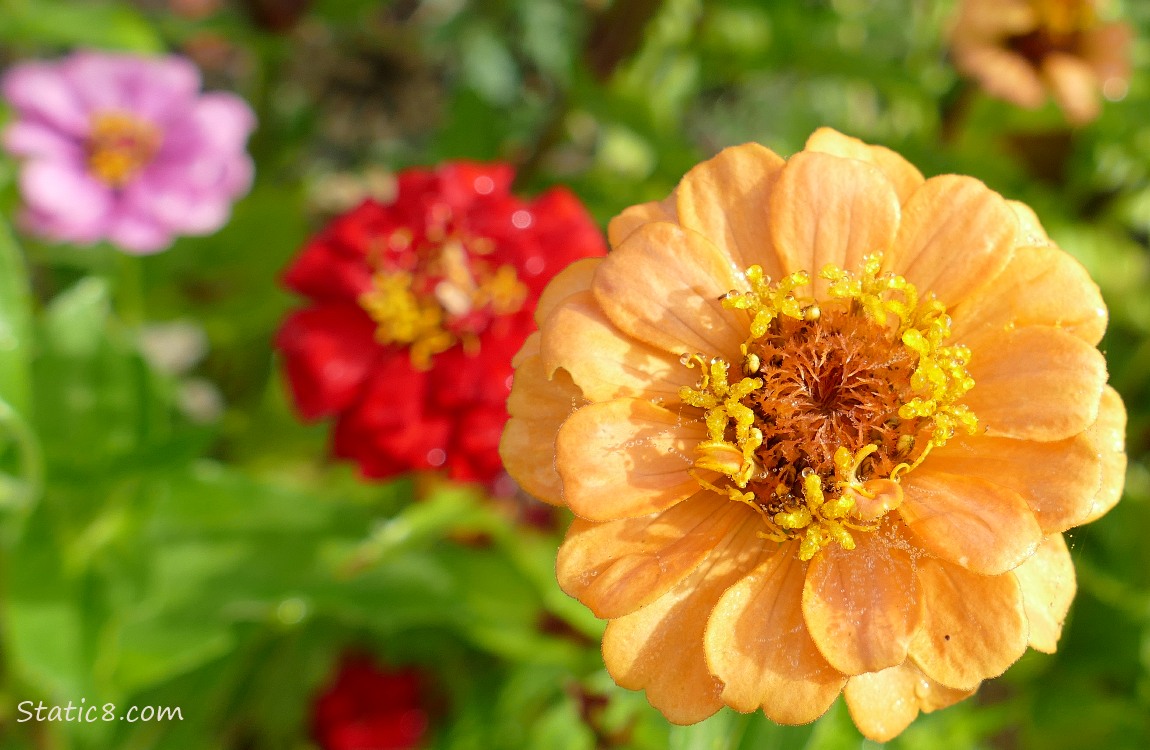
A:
[500,129,1126,740]
[949,0,1133,124]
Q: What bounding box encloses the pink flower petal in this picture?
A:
[191,93,256,153]
[129,56,201,122]
[2,61,90,135]
[61,52,142,114]
[3,120,81,160]
[20,159,113,227]
[20,205,108,246]
[121,175,231,236]
[107,209,174,254]
[64,52,200,121]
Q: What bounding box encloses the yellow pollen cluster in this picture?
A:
[680,253,978,560]
[358,235,528,370]
[360,270,454,369]
[822,254,978,452]
[86,112,161,187]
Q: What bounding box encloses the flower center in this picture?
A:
[1009,0,1096,64]
[680,254,978,560]
[85,112,162,187]
[358,227,528,370]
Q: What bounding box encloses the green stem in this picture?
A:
[113,251,146,328]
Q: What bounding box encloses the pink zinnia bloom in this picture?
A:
[1,50,255,254]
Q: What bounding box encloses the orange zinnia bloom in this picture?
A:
[949,0,1133,125]
[500,129,1126,740]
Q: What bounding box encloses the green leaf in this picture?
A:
[669,709,751,750]
[460,25,521,105]
[0,214,32,415]
[108,612,234,697]
[527,698,597,750]
[0,0,163,52]
[4,506,91,699]
[5,599,87,698]
[0,216,41,520]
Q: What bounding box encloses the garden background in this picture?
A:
[1,0,1149,748]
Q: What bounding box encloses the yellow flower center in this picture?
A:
[680,254,978,560]
[358,230,528,370]
[85,112,162,187]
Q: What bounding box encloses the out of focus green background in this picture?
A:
[1,0,1149,748]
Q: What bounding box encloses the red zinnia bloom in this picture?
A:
[276,162,607,485]
[311,654,427,750]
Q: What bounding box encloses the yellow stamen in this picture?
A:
[681,253,979,559]
[86,112,161,187]
[359,271,454,370]
[359,234,530,370]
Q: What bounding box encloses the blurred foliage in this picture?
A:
[0,0,1149,748]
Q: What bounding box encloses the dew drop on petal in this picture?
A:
[427,448,447,467]
[512,210,533,229]
[525,256,545,275]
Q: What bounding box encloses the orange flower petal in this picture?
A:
[950,0,1036,38]
[555,398,709,521]
[540,291,698,402]
[593,222,749,357]
[704,543,846,723]
[1081,22,1135,83]
[1081,385,1127,524]
[1014,533,1075,653]
[557,494,750,619]
[899,470,1043,575]
[952,244,1107,346]
[511,329,540,368]
[925,432,1102,534]
[844,661,975,743]
[500,350,585,505]
[674,142,787,277]
[804,128,925,205]
[1007,201,1052,246]
[909,557,1027,691]
[887,175,1018,307]
[964,326,1107,442]
[955,46,1046,108]
[534,257,602,327]
[1043,53,1100,126]
[607,196,677,247]
[770,151,901,298]
[602,519,762,724]
[801,529,922,675]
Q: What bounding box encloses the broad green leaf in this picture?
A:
[5,506,91,699]
[0,0,162,51]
